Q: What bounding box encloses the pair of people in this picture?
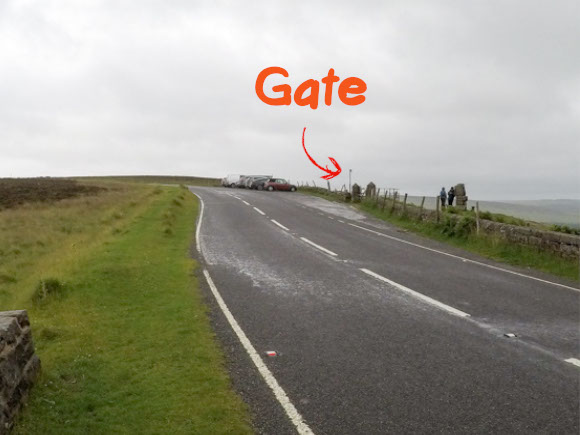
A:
[440,186,455,207]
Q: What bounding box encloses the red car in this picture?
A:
[263,178,297,192]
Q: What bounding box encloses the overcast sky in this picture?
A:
[1,0,578,199]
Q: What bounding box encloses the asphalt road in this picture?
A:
[189,186,579,434]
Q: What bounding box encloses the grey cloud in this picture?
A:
[0,0,578,199]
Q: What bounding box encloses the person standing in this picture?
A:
[440,187,447,208]
[448,186,455,206]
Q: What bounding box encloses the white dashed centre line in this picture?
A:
[271,219,290,231]
[253,207,266,216]
[300,237,338,257]
[242,200,250,206]
[360,268,471,318]
[328,216,335,220]
[565,358,580,368]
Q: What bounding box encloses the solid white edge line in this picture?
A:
[203,270,314,435]
[191,191,314,434]
[360,268,471,318]
[271,219,290,231]
[349,223,579,293]
[253,207,266,216]
[194,192,205,253]
[565,358,580,368]
[242,200,250,206]
[300,237,338,257]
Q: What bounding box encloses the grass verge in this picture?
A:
[8,185,252,433]
[357,201,579,281]
[298,187,579,282]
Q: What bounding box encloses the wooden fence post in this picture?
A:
[375,188,381,206]
[402,193,408,216]
[390,191,398,214]
[327,181,331,192]
[436,196,440,222]
[381,189,388,212]
[476,201,481,235]
[418,196,425,221]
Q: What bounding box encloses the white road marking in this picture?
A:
[328,216,335,220]
[271,219,290,231]
[338,220,345,223]
[194,192,205,253]
[253,207,266,216]
[203,270,314,435]
[349,223,580,293]
[191,191,314,435]
[300,237,338,257]
[360,268,471,318]
[242,200,250,206]
[565,358,580,368]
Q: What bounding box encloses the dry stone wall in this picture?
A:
[0,310,40,433]
[479,220,580,259]
[375,198,579,259]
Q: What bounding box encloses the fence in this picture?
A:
[296,181,580,259]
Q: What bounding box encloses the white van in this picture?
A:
[224,174,242,188]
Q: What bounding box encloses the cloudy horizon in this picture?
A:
[1,0,578,200]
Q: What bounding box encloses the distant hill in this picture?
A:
[405,196,580,227]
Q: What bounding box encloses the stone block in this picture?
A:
[0,310,40,433]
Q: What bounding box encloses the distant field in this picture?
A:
[76,175,222,187]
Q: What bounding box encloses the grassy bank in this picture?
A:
[299,187,579,282]
[2,183,251,433]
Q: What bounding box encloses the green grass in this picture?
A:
[6,184,252,434]
[357,201,579,281]
[0,182,152,308]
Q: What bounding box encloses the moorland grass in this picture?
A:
[3,184,252,434]
[0,182,152,308]
[76,175,222,187]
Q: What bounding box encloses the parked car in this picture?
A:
[246,175,270,189]
[236,175,250,188]
[263,178,297,192]
[249,176,272,190]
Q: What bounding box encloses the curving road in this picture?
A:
[189,186,579,434]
